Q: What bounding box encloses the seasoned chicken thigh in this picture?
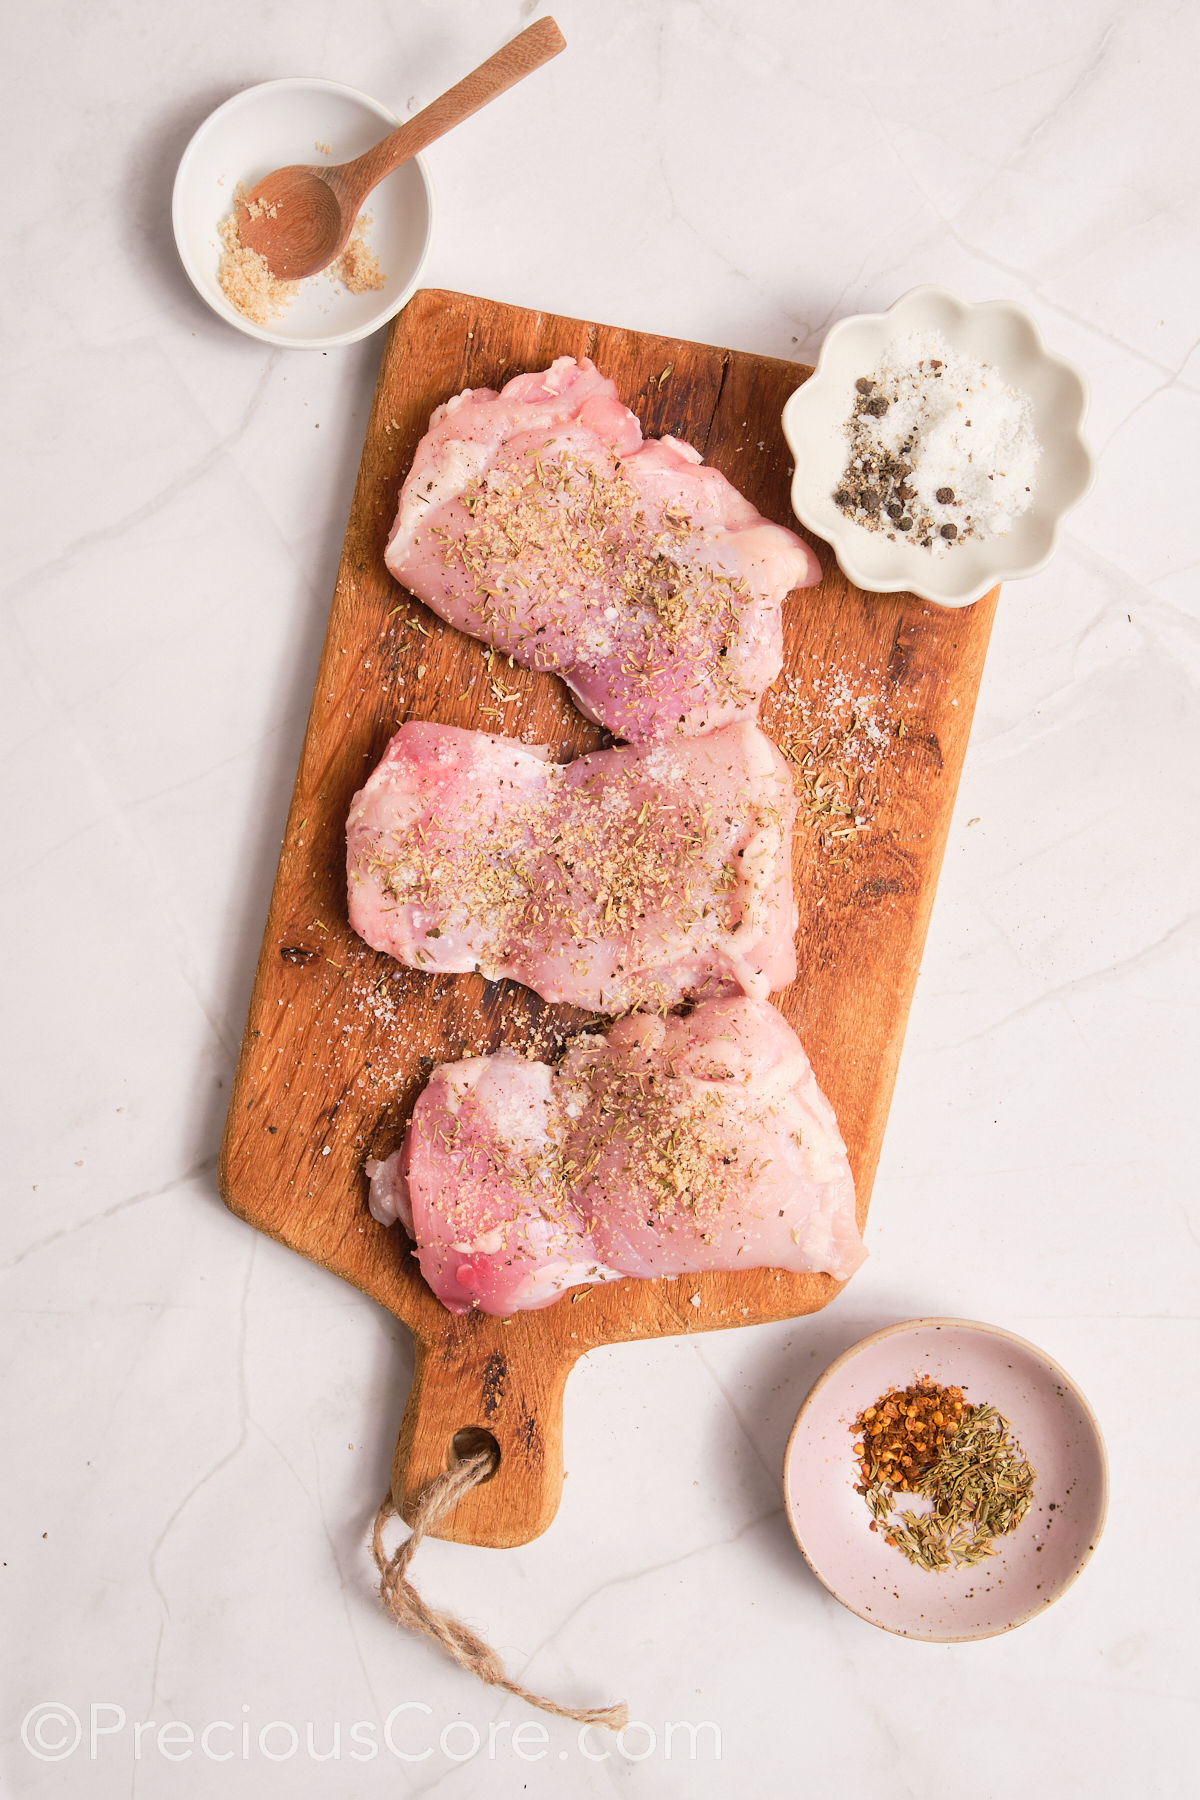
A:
[366,996,864,1316]
[347,720,798,1014]
[385,357,820,743]
[559,1000,864,1285]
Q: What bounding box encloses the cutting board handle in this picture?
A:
[391,1328,579,1548]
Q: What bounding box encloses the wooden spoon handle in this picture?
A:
[338,16,566,206]
[391,1325,581,1548]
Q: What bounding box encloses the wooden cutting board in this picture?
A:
[219,289,997,1548]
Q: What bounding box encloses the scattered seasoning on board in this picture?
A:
[761,659,906,861]
[851,1380,1036,1571]
[833,331,1041,552]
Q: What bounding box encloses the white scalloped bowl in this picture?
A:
[781,287,1095,607]
[172,79,435,350]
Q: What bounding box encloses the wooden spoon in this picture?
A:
[237,17,566,280]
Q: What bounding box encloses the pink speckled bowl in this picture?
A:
[782,1319,1107,1641]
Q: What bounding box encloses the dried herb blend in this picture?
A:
[852,1380,1035,1571]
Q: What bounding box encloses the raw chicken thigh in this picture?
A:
[347,720,798,1013]
[366,1053,619,1316]
[384,357,820,744]
[366,996,865,1316]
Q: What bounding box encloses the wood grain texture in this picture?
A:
[218,290,997,1547]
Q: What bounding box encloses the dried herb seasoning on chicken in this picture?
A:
[366,996,865,1315]
[347,720,798,1014]
[384,357,820,744]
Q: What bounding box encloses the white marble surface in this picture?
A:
[3,1,1198,1793]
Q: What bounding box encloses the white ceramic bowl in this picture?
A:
[172,79,435,349]
[781,287,1095,607]
[782,1318,1108,1641]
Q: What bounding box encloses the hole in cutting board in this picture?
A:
[450,1427,501,1480]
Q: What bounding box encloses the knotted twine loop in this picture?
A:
[372,1446,629,1731]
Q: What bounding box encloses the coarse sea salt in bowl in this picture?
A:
[781,287,1095,608]
[172,78,435,350]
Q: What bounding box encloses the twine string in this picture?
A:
[372,1447,629,1731]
